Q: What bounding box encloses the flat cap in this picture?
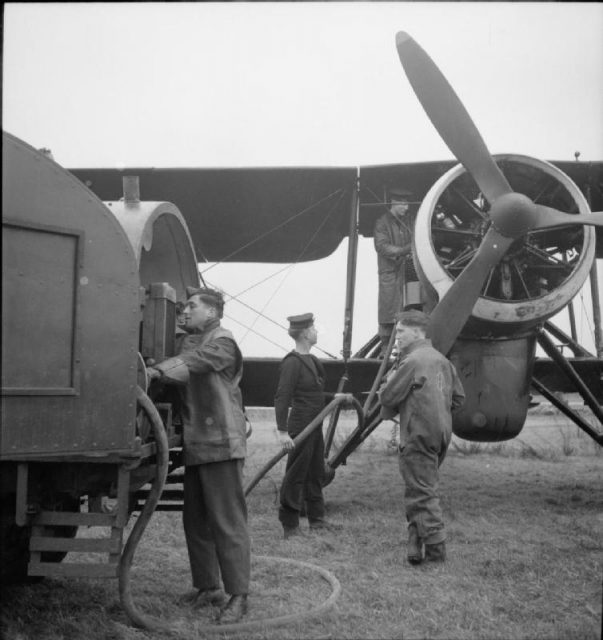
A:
[395,309,429,327]
[287,312,315,330]
[388,186,413,199]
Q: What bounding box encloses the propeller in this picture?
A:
[529,206,603,230]
[395,31,603,355]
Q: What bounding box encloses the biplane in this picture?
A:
[1,32,601,624]
[69,34,603,466]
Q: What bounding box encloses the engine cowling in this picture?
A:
[412,154,596,441]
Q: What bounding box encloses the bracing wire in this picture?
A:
[206,276,338,359]
[201,183,349,359]
[577,289,596,350]
[199,188,346,275]
[237,189,346,355]
[222,312,289,353]
[205,276,290,332]
[231,264,295,299]
[239,273,290,345]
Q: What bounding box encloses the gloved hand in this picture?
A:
[276,430,295,452]
[147,367,161,381]
[334,392,355,407]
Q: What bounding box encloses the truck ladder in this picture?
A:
[27,466,130,579]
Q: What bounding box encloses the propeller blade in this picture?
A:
[395,31,513,204]
[530,205,603,230]
[427,226,515,355]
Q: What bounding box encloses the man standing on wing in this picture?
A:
[379,310,465,564]
[373,186,422,356]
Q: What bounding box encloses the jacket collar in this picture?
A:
[192,318,221,335]
[398,337,433,359]
[387,210,412,231]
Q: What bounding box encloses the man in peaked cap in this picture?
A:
[274,313,342,537]
[287,312,314,331]
[373,186,423,356]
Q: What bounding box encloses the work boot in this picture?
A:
[219,594,248,624]
[425,541,446,562]
[181,587,226,607]
[283,526,302,539]
[309,518,343,532]
[407,526,423,565]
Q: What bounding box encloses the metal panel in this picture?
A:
[2,221,81,394]
[2,132,140,458]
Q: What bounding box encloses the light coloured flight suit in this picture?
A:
[379,338,465,544]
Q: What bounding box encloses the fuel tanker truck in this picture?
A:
[1,131,199,587]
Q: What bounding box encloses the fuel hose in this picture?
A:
[118,386,342,634]
[245,394,363,496]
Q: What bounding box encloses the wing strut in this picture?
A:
[342,169,361,362]
[535,327,603,437]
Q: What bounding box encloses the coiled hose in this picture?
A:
[119,386,342,634]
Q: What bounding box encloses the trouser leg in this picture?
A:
[398,445,446,544]
[183,465,221,590]
[199,459,250,595]
[304,429,326,523]
[279,429,319,528]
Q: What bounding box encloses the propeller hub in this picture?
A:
[489,192,536,238]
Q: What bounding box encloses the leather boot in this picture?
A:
[425,541,446,562]
[283,526,302,539]
[309,519,343,532]
[219,594,248,624]
[407,525,423,565]
[181,587,226,607]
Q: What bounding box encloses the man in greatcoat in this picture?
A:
[379,310,465,565]
[147,288,250,623]
[373,186,422,355]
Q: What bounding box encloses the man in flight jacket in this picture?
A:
[379,310,465,565]
[148,288,250,623]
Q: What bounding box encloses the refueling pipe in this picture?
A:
[118,387,343,634]
[245,394,364,496]
[119,386,170,630]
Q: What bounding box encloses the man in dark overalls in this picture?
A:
[275,313,340,538]
[373,186,422,355]
[379,310,465,564]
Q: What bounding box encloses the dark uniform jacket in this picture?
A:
[156,320,247,466]
[379,339,465,450]
[374,211,413,324]
[275,352,326,436]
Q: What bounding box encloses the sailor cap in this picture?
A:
[287,313,315,330]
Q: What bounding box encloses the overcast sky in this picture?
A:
[3,2,602,356]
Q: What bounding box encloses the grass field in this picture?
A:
[1,405,602,640]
